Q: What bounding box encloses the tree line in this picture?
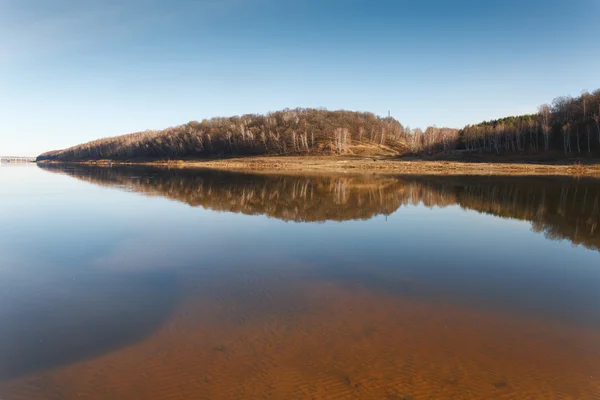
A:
[460,89,600,155]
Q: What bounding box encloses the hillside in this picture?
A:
[37,109,422,161]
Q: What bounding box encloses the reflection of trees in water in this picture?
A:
[542,184,599,246]
[409,177,600,250]
[464,180,598,249]
[192,175,405,222]
[40,165,404,222]
[39,164,600,250]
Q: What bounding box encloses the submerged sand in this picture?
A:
[2,269,599,400]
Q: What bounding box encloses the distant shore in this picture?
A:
[37,156,600,177]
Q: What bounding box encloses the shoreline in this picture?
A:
[37,156,600,177]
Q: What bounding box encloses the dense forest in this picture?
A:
[39,164,600,251]
[37,88,600,161]
[460,89,600,155]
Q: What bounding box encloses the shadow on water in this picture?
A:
[39,163,600,250]
[0,271,179,381]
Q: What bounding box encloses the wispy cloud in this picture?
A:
[0,0,247,68]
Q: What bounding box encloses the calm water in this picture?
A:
[1,163,600,399]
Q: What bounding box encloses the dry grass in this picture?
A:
[41,156,600,177]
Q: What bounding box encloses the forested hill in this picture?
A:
[37,89,600,162]
[37,109,418,161]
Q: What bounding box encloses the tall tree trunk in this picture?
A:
[529,131,534,152]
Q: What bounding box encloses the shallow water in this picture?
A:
[1,164,599,399]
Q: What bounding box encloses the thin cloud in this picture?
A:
[0,0,250,67]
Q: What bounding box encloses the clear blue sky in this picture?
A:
[1,0,599,156]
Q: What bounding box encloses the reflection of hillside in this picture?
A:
[462,179,599,250]
[38,164,600,250]
[39,165,405,222]
[405,176,600,251]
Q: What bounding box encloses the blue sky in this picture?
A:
[1,0,599,156]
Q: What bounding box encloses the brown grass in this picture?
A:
[40,155,600,177]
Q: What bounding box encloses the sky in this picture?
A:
[1,0,599,156]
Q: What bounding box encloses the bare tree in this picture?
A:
[562,123,572,154]
[538,104,551,152]
[582,91,591,153]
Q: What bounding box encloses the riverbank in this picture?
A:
[38,156,600,177]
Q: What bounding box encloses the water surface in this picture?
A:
[1,164,599,399]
